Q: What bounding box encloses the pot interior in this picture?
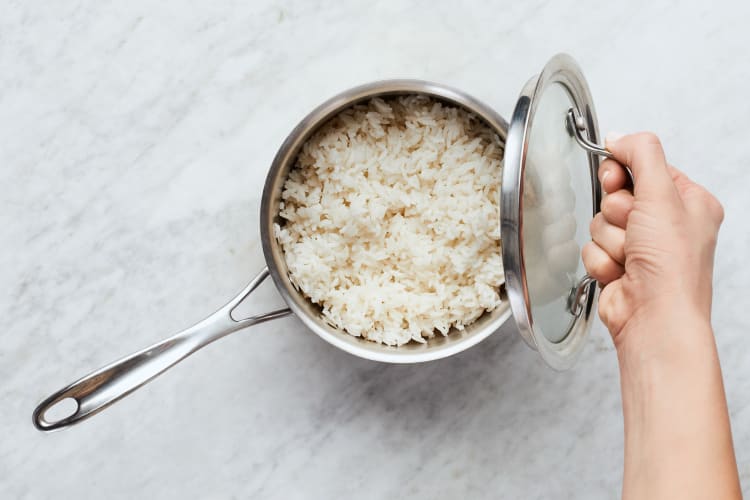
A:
[260,80,514,363]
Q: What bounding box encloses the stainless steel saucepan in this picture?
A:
[34,54,616,431]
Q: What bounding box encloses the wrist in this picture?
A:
[615,299,717,383]
[616,297,712,349]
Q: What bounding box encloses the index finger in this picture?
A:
[598,158,628,194]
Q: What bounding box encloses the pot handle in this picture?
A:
[32,267,291,432]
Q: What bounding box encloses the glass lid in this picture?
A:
[502,53,603,370]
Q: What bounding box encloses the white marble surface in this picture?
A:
[2,1,749,498]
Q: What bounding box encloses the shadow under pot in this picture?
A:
[33,53,613,432]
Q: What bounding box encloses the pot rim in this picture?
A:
[260,79,513,363]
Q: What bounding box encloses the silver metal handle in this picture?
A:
[567,274,597,317]
[565,107,635,190]
[32,267,291,432]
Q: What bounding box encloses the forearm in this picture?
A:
[617,313,741,500]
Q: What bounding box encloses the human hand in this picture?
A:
[583,132,740,500]
[581,132,724,343]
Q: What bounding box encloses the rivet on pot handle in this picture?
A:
[32,268,291,432]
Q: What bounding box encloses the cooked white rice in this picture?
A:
[274,96,504,346]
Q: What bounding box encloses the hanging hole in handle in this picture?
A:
[42,397,79,424]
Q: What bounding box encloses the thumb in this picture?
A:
[605,132,680,204]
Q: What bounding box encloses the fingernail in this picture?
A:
[605,131,624,146]
[601,170,610,194]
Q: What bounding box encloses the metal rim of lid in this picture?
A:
[501,53,603,370]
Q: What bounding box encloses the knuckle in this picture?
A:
[638,131,662,148]
[590,212,605,233]
[597,295,610,324]
[588,249,611,279]
[591,264,610,283]
[707,196,725,224]
[693,186,725,224]
[601,190,631,217]
[590,253,605,274]
[715,201,725,224]
[581,242,598,270]
[581,241,594,259]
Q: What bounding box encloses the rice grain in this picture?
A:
[275,96,504,346]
